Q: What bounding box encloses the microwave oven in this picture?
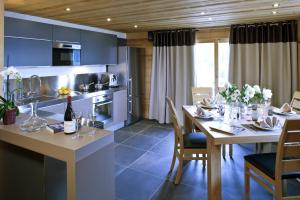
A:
[52,42,81,66]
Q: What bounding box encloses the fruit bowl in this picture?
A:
[58,87,71,95]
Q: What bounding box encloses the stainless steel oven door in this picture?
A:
[93,99,113,125]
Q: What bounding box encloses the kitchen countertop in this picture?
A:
[0,114,113,162]
[18,85,127,113]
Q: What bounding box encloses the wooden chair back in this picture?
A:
[166,97,184,148]
[191,87,213,105]
[290,91,300,113]
[275,119,300,197]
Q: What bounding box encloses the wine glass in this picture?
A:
[72,111,82,139]
[88,111,96,136]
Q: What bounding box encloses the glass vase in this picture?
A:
[20,101,48,132]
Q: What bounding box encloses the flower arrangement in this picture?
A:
[0,67,22,124]
[219,82,240,104]
[219,82,272,105]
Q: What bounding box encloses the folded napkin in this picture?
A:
[196,106,211,117]
[258,116,279,129]
[201,98,214,107]
[280,103,292,113]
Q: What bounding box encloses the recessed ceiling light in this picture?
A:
[273,2,279,8]
[65,7,71,12]
[208,17,212,21]
[272,10,278,15]
[134,25,138,28]
[200,11,205,15]
[107,18,111,22]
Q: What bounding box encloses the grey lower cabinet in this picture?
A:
[4,37,52,66]
[39,103,66,115]
[80,30,117,65]
[112,90,127,124]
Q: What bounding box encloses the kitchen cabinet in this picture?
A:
[81,30,117,65]
[4,37,52,66]
[112,90,127,124]
[5,17,52,40]
[72,98,93,118]
[53,25,81,43]
[39,103,66,115]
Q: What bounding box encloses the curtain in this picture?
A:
[148,29,196,123]
[229,21,298,106]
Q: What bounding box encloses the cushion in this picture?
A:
[244,153,300,180]
[183,132,207,149]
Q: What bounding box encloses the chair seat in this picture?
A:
[244,153,300,180]
[183,132,207,149]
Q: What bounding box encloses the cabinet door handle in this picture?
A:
[128,78,132,98]
[128,100,132,114]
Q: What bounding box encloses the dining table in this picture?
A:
[182,105,300,200]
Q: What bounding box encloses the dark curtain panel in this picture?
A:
[148,29,196,123]
[148,29,196,46]
[230,20,297,44]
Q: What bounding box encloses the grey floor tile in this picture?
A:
[149,136,175,156]
[151,180,206,200]
[114,130,135,143]
[122,134,160,151]
[140,126,173,139]
[116,168,164,200]
[115,144,146,167]
[120,122,151,134]
[130,151,176,179]
[115,164,126,177]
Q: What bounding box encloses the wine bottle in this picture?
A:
[64,96,76,135]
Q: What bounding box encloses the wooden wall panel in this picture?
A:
[298,19,300,90]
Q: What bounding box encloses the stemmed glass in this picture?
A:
[72,111,83,139]
[88,111,96,136]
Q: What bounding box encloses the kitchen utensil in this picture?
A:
[79,82,94,92]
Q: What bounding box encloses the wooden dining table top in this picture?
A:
[182,105,300,145]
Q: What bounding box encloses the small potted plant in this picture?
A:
[0,67,21,125]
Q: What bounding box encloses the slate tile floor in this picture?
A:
[114,120,300,200]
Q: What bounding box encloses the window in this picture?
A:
[194,41,230,90]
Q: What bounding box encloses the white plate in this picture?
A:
[252,123,281,131]
[194,112,214,119]
[273,108,296,116]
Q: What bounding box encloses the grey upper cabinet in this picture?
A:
[5,37,52,66]
[81,30,117,65]
[53,25,81,43]
[5,17,52,40]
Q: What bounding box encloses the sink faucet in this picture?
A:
[24,75,41,98]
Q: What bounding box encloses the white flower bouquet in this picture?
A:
[219,82,240,104]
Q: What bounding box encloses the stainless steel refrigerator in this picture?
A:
[108,45,145,126]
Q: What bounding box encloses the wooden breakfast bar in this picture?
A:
[0,117,114,200]
[182,105,296,200]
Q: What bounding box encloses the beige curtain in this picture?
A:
[229,21,298,106]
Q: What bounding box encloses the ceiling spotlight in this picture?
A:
[208,17,212,21]
[134,25,138,28]
[65,7,71,12]
[107,18,111,22]
[272,10,278,15]
[273,2,279,8]
[200,11,205,15]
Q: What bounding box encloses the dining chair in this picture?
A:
[244,119,300,200]
[166,97,208,184]
[191,87,213,104]
[290,91,300,113]
[192,86,233,158]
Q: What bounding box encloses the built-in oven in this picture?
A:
[92,94,113,128]
[52,42,81,66]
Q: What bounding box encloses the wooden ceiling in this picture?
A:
[4,0,300,33]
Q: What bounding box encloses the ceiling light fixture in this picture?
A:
[208,17,212,21]
[272,10,278,15]
[107,18,111,22]
[200,11,205,15]
[65,7,71,12]
[134,25,138,28]
[273,2,279,8]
